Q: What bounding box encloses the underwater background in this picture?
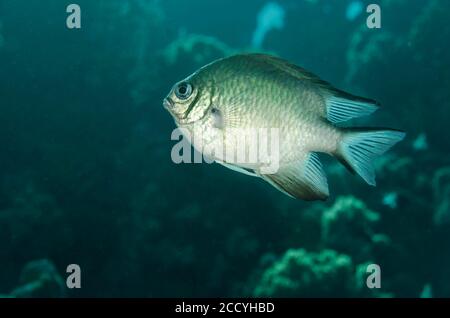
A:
[0,0,449,298]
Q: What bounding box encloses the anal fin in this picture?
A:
[262,153,329,201]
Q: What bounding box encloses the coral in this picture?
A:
[251,2,285,49]
[252,249,354,297]
[162,33,235,66]
[321,196,386,262]
[9,259,65,298]
[249,196,400,297]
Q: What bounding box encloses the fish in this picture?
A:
[163,53,405,201]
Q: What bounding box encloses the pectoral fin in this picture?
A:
[261,153,329,201]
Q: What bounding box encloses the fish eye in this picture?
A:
[175,82,193,100]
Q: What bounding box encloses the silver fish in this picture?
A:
[164,53,405,201]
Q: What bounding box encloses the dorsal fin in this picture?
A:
[245,53,330,85]
[325,94,379,124]
[245,53,379,123]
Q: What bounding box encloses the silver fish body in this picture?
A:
[164,54,405,201]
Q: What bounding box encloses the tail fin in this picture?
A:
[338,129,406,186]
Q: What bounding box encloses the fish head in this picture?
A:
[163,72,214,126]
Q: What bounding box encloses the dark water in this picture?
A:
[0,0,449,297]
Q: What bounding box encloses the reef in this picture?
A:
[1,260,65,298]
[249,196,394,297]
[1,0,450,298]
[321,197,386,263]
[162,33,235,66]
[252,249,354,297]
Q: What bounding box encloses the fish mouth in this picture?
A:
[163,97,173,110]
[163,97,181,124]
